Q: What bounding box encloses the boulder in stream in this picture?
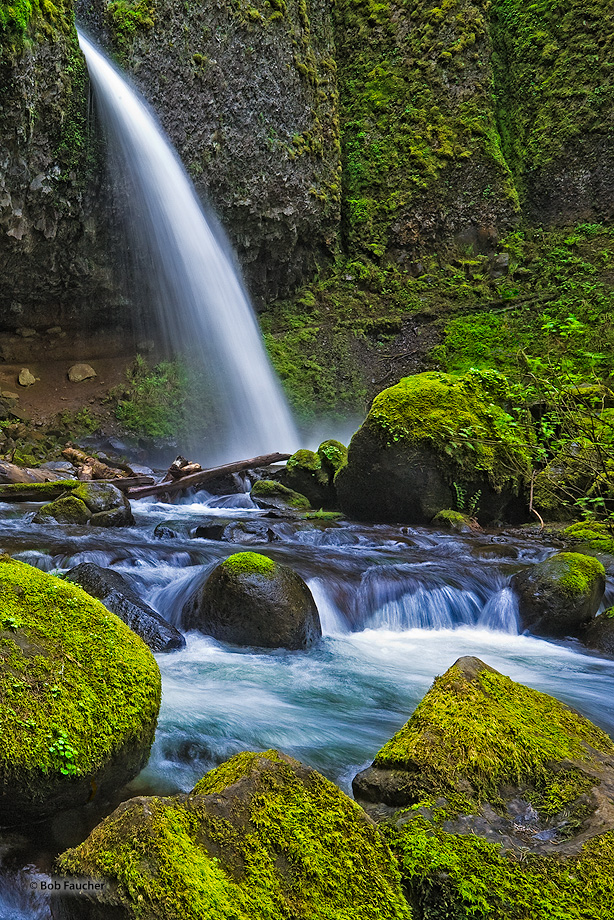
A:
[335,371,533,525]
[182,551,321,649]
[65,563,185,653]
[583,609,614,658]
[55,750,410,920]
[280,445,340,509]
[33,481,134,527]
[512,551,605,637]
[353,655,614,919]
[250,479,311,515]
[0,557,160,818]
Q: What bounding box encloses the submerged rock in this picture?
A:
[512,551,605,637]
[353,656,614,919]
[182,551,321,649]
[250,479,311,515]
[0,557,160,818]
[55,750,410,920]
[66,563,185,653]
[336,371,532,525]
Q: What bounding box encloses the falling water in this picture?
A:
[78,32,299,463]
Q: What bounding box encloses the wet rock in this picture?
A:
[68,363,97,383]
[214,520,279,544]
[250,479,311,515]
[65,563,185,653]
[0,557,160,818]
[336,372,532,525]
[55,750,409,920]
[512,552,605,637]
[182,551,321,649]
[153,519,191,539]
[71,482,134,526]
[33,495,92,525]
[281,448,335,509]
[17,368,36,387]
[583,610,614,658]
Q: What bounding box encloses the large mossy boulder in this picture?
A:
[33,494,92,525]
[512,552,605,637]
[0,557,160,818]
[353,656,614,920]
[65,563,185,653]
[55,749,410,920]
[182,552,321,649]
[335,371,533,525]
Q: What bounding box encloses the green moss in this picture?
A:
[106,0,155,51]
[366,369,533,490]
[0,481,79,502]
[0,0,71,37]
[317,439,347,474]
[387,819,614,920]
[286,448,322,474]
[491,0,614,186]
[114,356,189,440]
[220,552,277,578]
[542,552,606,598]
[34,495,91,524]
[0,557,160,788]
[374,659,613,809]
[563,521,614,555]
[58,750,412,920]
[250,479,311,510]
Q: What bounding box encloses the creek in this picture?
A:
[2,487,614,918]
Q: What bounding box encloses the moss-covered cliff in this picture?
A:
[77,0,341,304]
[0,0,122,333]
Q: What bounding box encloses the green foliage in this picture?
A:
[387,819,614,920]
[58,750,412,920]
[0,0,71,37]
[0,557,160,785]
[106,0,155,49]
[563,521,614,555]
[115,355,188,440]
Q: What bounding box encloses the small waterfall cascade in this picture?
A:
[78,32,299,463]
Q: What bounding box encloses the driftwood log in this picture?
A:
[0,461,65,485]
[127,452,291,500]
[62,447,131,481]
[0,476,155,503]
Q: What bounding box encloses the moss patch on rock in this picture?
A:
[563,521,614,556]
[57,749,412,920]
[220,551,277,578]
[0,557,160,813]
[32,494,92,525]
[250,479,312,512]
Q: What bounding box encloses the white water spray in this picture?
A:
[78,32,299,463]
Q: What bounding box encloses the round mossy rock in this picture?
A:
[0,557,161,817]
[55,750,411,920]
[182,552,321,649]
[512,552,606,637]
[317,438,348,477]
[33,495,92,525]
[250,479,311,514]
[335,371,533,525]
[72,481,134,527]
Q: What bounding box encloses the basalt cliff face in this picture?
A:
[0,1,123,337]
[77,0,341,305]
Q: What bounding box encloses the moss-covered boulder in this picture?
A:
[280,443,344,509]
[432,509,481,533]
[336,371,533,525]
[0,557,160,817]
[55,749,411,920]
[182,552,321,649]
[32,494,92,525]
[512,552,605,638]
[32,481,134,527]
[250,479,312,515]
[563,520,614,556]
[353,656,614,920]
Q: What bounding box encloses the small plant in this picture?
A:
[1,614,21,631]
[452,482,481,516]
[48,730,78,776]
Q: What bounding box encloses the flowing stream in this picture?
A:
[2,487,614,917]
[77,32,298,464]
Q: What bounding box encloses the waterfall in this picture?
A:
[78,32,299,464]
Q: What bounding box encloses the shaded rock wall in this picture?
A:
[0,2,124,334]
[78,0,341,305]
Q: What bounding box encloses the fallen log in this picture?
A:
[127,452,292,501]
[62,447,129,481]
